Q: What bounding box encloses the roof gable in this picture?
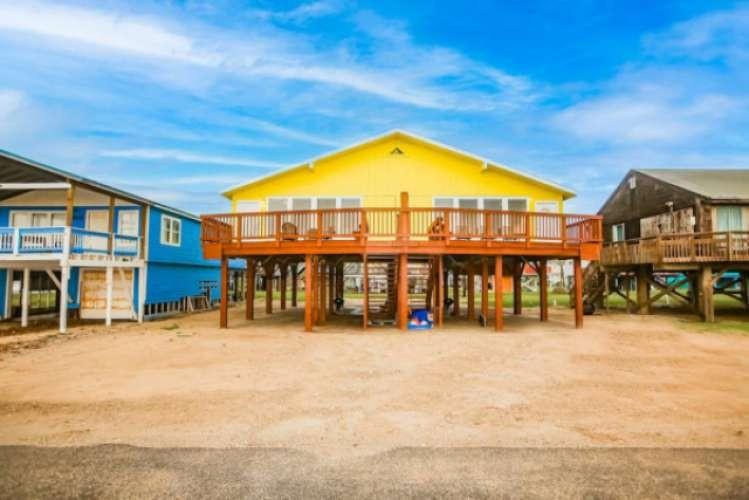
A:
[635,169,749,201]
[222,130,575,200]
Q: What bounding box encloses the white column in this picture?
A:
[137,264,147,323]
[21,267,30,327]
[59,264,70,334]
[105,265,113,327]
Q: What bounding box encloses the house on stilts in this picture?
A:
[590,169,749,321]
[0,150,243,333]
[201,130,603,331]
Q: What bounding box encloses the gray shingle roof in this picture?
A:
[636,168,749,201]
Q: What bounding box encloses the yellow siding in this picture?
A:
[229,134,566,211]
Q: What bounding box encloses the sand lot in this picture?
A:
[0,307,747,459]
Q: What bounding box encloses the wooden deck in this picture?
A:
[201,196,602,332]
[201,206,602,260]
[602,231,749,267]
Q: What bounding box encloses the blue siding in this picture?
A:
[146,262,223,303]
[0,269,6,319]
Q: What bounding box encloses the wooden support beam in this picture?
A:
[59,265,70,334]
[467,261,475,320]
[574,258,583,329]
[220,256,228,328]
[437,255,444,327]
[105,265,114,327]
[452,267,460,316]
[336,261,344,305]
[699,265,715,323]
[481,257,489,325]
[362,255,369,329]
[304,255,313,332]
[280,264,287,311]
[539,258,548,322]
[397,253,409,330]
[319,260,327,325]
[65,184,75,226]
[637,266,651,315]
[513,259,523,315]
[495,256,504,331]
[21,267,30,328]
[107,196,115,254]
[265,261,274,315]
[291,264,298,307]
[245,258,255,320]
[425,267,433,311]
[328,262,335,315]
[311,257,319,325]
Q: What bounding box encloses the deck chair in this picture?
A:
[281,222,299,241]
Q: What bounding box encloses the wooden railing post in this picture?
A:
[728,231,733,261]
[525,212,531,246]
[398,192,410,243]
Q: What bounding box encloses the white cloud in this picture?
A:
[99,148,286,168]
[254,1,343,24]
[643,5,749,63]
[0,1,535,111]
[551,91,737,143]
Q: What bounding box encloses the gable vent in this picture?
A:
[390,147,404,155]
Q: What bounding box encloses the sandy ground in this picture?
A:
[0,306,748,460]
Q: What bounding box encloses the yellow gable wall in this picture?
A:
[229,135,566,211]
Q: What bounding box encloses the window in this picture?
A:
[535,201,559,213]
[432,197,528,211]
[161,215,181,246]
[612,223,626,242]
[11,211,66,228]
[118,210,139,236]
[716,206,743,231]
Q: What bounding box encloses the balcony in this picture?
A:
[201,207,603,259]
[0,226,141,261]
[601,231,749,267]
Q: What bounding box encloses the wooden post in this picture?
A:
[437,255,444,327]
[105,265,113,327]
[311,257,319,325]
[59,264,70,334]
[362,255,369,329]
[399,192,410,243]
[336,261,344,304]
[280,264,287,311]
[467,262,475,320]
[397,253,409,329]
[245,258,255,320]
[220,256,228,328]
[699,265,715,322]
[636,266,651,315]
[328,261,335,315]
[495,256,504,331]
[574,258,583,329]
[139,205,148,259]
[65,183,75,226]
[291,264,298,307]
[304,255,313,332]
[21,267,30,328]
[452,268,460,316]
[425,268,433,311]
[481,258,489,324]
[107,196,115,254]
[539,258,548,322]
[513,259,523,315]
[319,261,327,325]
[265,261,274,315]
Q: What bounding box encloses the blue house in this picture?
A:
[0,149,241,333]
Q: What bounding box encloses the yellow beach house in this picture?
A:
[201,130,602,332]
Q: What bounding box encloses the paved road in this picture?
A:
[0,445,747,498]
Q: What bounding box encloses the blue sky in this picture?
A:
[0,0,747,213]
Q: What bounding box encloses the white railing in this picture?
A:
[0,226,140,259]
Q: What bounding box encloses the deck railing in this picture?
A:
[602,231,749,265]
[201,207,603,247]
[0,226,141,259]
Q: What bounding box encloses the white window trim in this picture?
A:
[117,209,140,236]
[612,223,626,242]
[264,196,363,211]
[431,196,530,210]
[160,214,181,247]
[9,209,67,228]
